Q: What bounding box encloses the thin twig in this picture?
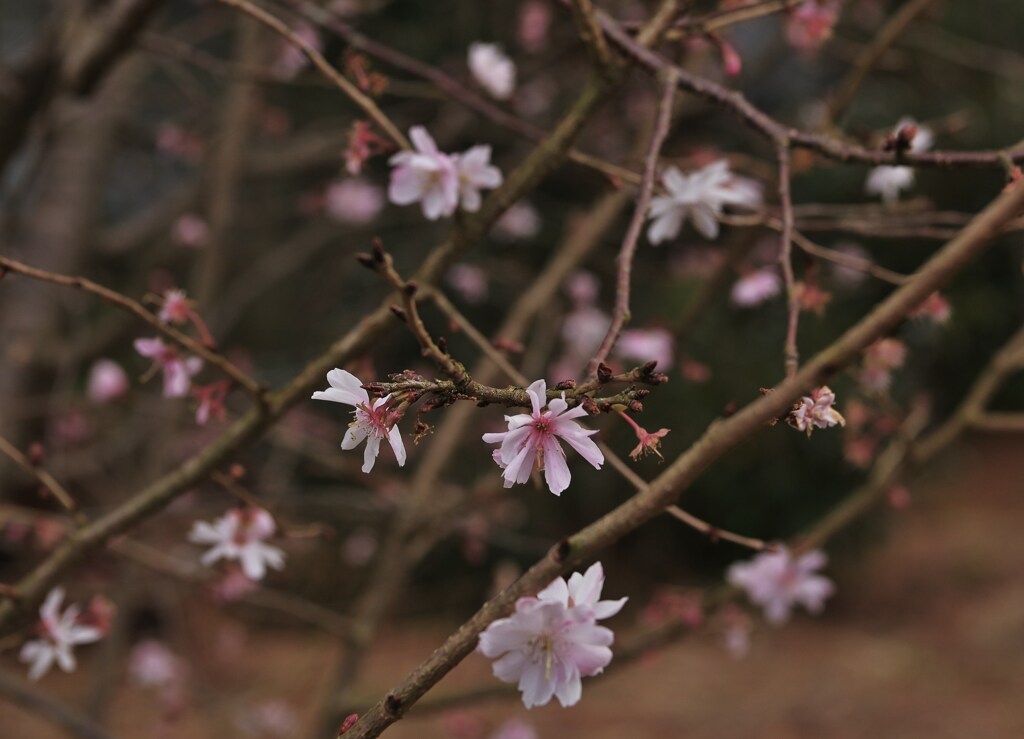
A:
[776,145,799,377]
[0,436,84,527]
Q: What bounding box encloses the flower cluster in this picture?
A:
[478,562,626,708]
[727,547,834,624]
[647,160,762,243]
[483,379,604,495]
[389,126,502,220]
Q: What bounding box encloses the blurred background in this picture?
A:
[1,0,1023,736]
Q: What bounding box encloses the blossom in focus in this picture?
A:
[482,379,604,495]
[619,412,670,461]
[615,327,675,370]
[134,337,203,398]
[87,359,129,404]
[788,385,846,436]
[866,117,933,203]
[447,263,489,304]
[454,145,503,212]
[647,161,762,243]
[468,42,516,100]
[189,508,285,581]
[324,178,385,224]
[730,268,782,307]
[388,127,459,220]
[478,562,625,708]
[727,547,835,624]
[312,369,407,473]
[19,588,103,681]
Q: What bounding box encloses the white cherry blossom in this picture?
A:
[468,43,516,100]
[647,160,762,243]
[19,588,103,681]
[189,508,285,581]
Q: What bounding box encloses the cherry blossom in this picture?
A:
[727,547,835,624]
[786,0,842,53]
[128,639,183,689]
[192,380,229,425]
[134,337,203,398]
[19,587,103,681]
[619,412,670,461]
[731,268,782,307]
[388,127,460,220]
[860,338,907,392]
[446,263,489,304]
[172,213,210,248]
[188,508,285,581]
[788,385,846,436]
[615,327,675,370]
[468,42,516,100]
[272,22,321,80]
[478,562,625,708]
[493,201,542,241]
[866,118,933,203]
[454,145,503,212]
[158,288,191,325]
[87,359,129,404]
[312,369,407,473]
[483,379,604,495]
[647,161,762,243]
[490,718,538,739]
[324,178,384,224]
[911,291,952,324]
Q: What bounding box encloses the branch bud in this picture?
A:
[596,363,613,383]
[389,305,407,323]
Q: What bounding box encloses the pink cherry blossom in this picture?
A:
[312,369,407,473]
[87,359,129,404]
[911,291,952,324]
[128,639,183,688]
[493,201,541,241]
[454,145,503,212]
[446,263,489,304]
[134,337,203,398]
[188,508,285,581]
[860,338,907,392]
[158,288,191,325]
[19,587,103,681]
[731,268,782,307]
[788,385,846,436]
[388,127,460,220]
[518,1,553,52]
[727,547,835,624]
[482,379,604,495]
[647,161,762,243]
[324,178,385,224]
[615,327,675,370]
[272,22,321,80]
[192,381,229,425]
[619,412,670,461]
[786,0,841,53]
[478,562,625,708]
[468,42,516,100]
[490,718,537,739]
[172,213,210,248]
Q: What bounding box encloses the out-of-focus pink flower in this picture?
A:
[565,271,600,307]
[87,359,129,404]
[843,436,877,469]
[829,242,872,287]
[727,547,834,624]
[860,338,907,392]
[272,22,321,80]
[155,123,204,163]
[134,337,203,398]
[720,605,752,659]
[312,369,407,473]
[158,289,191,325]
[795,281,832,316]
[210,566,260,603]
[455,145,503,212]
[490,718,538,739]
[342,528,378,567]
[441,710,485,739]
[493,201,541,241]
[19,588,104,681]
[483,379,604,495]
[786,0,841,53]
[680,357,712,383]
[128,639,183,688]
[640,589,703,628]
[711,34,743,76]
[615,327,675,370]
[647,161,762,243]
[172,214,210,248]
[788,386,846,436]
[468,43,516,100]
[478,562,626,708]
[189,508,285,581]
[324,178,385,224]
[910,291,952,324]
[888,484,912,510]
[192,381,229,425]
[388,127,460,220]
[345,120,393,175]
[447,264,489,304]
[730,268,782,307]
[518,1,552,52]
[866,117,933,203]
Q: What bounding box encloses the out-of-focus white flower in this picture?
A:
[388,127,460,220]
[312,369,406,473]
[788,385,846,436]
[454,145,503,212]
[647,161,762,243]
[727,547,834,624]
[189,508,285,581]
[324,178,385,224]
[478,562,625,708]
[19,588,103,681]
[730,268,782,307]
[446,264,489,304]
[87,359,129,404]
[468,43,516,100]
[866,117,933,203]
[615,328,675,370]
[483,379,604,495]
[134,337,203,398]
[493,201,542,241]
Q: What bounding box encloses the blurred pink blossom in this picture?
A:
[272,22,321,80]
[468,43,516,100]
[172,214,210,248]
[446,264,489,304]
[730,268,782,307]
[493,201,541,241]
[518,1,552,52]
[786,0,842,53]
[189,508,285,581]
[615,327,675,370]
[134,337,203,398]
[727,547,834,624]
[324,179,384,224]
[87,359,129,404]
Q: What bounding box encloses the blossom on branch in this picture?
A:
[483,379,604,495]
[788,385,846,436]
[866,117,933,203]
[134,337,203,398]
[312,369,407,473]
[731,268,782,307]
[727,547,834,624]
[468,43,516,100]
[478,562,626,708]
[189,508,285,581]
[647,160,762,243]
[454,145,503,212]
[19,588,103,681]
